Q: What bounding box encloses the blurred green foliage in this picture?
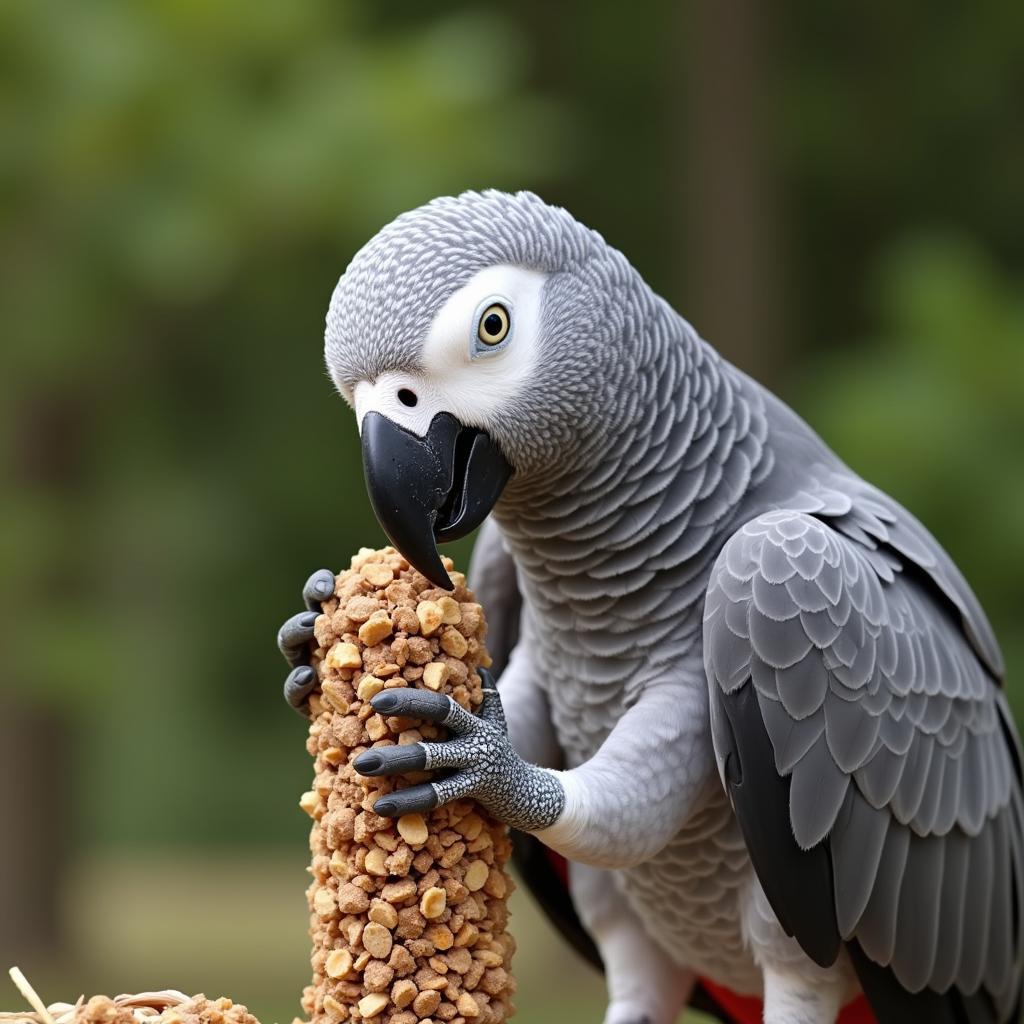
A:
[1,0,1023,1017]
[0,0,568,844]
[776,3,1024,348]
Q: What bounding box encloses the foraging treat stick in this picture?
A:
[299,547,516,1024]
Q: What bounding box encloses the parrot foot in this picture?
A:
[353,669,567,833]
[602,999,666,1024]
[277,568,337,715]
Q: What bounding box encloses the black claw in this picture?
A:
[479,667,497,691]
[355,751,383,773]
[303,569,336,611]
[371,689,451,721]
[374,783,439,818]
[278,611,317,644]
[354,744,427,777]
[284,665,317,716]
[278,610,320,667]
[371,691,400,714]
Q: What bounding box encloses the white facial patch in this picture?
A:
[354,264,547,438]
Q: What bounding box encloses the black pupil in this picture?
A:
[397,388,418,407]
[484,312,504,337]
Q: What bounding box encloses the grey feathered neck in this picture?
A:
[495,305,774,727]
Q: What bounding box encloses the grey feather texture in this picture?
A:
[324,190,1024,1020]
[705,509,1014,836]
[704,504,1024,1009]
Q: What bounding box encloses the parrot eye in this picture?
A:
[477,303,510,346]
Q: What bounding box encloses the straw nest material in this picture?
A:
[3,969,268,1024]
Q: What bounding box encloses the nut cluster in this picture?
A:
[72,995,259,1024]
[300,547,516,1024]
[2,970,263,1024]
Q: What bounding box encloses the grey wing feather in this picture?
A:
[830,787,890,936]
[754,390,1004,680]
[855,822,909,967]
[467,516,522,676]
[959,822,994,993]
[931,828,969,991]
[894,832,943,991]
[704,505,1024,1015]
[789,733,849,849]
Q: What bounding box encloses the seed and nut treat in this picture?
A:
[2,973,262,1024]
[73,996,261,1024]
[299,547,516,1024]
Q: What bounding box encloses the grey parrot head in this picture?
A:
[324,190,650,587]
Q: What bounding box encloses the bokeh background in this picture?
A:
[2,2,1023,1021]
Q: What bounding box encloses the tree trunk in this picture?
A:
[1,391,82,959]
[0,695,66,958]
[673,0,787,387]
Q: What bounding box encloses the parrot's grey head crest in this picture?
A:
[324,190,651,586]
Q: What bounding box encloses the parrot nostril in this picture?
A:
[398,388,418,408]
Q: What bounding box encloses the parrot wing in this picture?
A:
[704,499,1024,1024]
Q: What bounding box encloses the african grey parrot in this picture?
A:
[276,190,1024,1024]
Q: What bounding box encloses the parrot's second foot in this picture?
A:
[599,992,687,1024]
[599,994,682,1024]
[602,1011,652,1024]
[570,862,694,1024]
[353,669,567,833]
[277,568,337,715]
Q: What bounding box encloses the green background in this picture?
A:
[2,2,1023,1022]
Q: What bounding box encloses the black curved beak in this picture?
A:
[361,411,512,589]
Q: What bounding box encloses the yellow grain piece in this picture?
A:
[356,993,388,1019]
[356,675,385,701]
[422,662,449,691]
[325,642,361,670]
[464,860,489,892]
[438,596,462,624]
[420,886,447,920]
[357,611,393,646]
[360,562,395,587]
[416,600,444,636]
[364,846,388,877]
[440,627,468,658]
[397,812,429,846]
[324,949,352,979]
[361,922,394,959]
[458,992,481,1017]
